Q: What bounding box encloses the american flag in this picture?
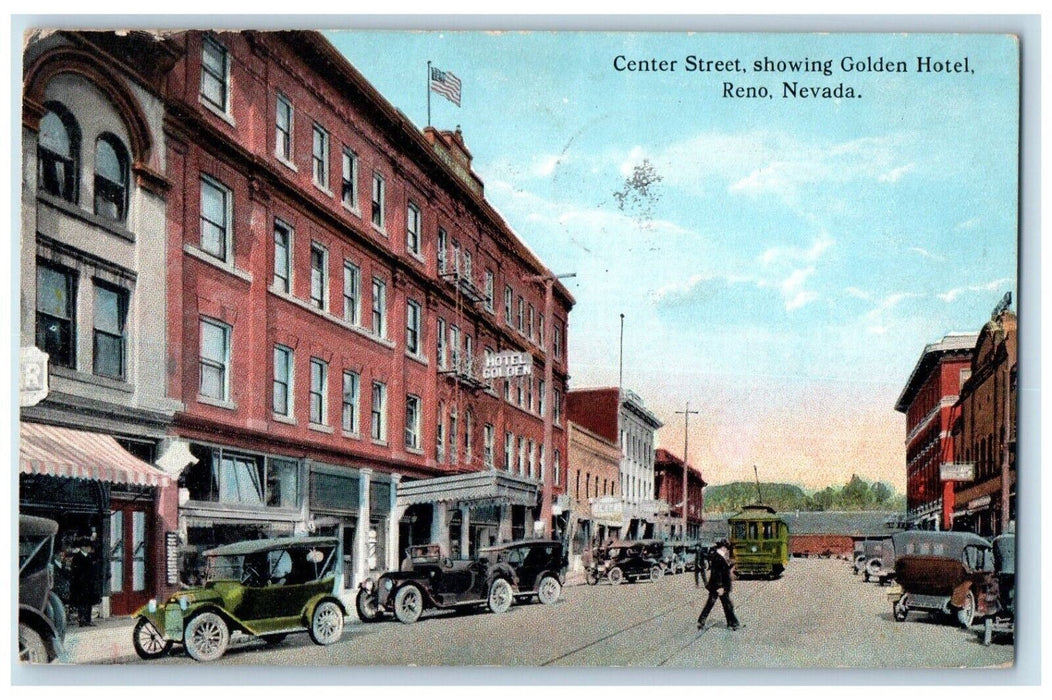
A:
[430,67,462,107]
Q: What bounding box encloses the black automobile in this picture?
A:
[356,543,518,624]
[587,539,664,585]
[980,533,1015,645]
[477,539,567,605]
[19,515,67,663]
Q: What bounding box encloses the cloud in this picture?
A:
[844,286,871,300]
[937,278,1013,303]
[531,153,564,177]
[879,163,916,183]
[955,217,982,230]
[908,246,945,262]
[760,235,834,265]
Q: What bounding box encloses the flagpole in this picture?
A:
[426,60,432,127]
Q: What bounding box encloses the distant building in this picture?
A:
[951,310,1017,536]
[894,333,978,530]
[566,421,621,569]
[653,448,706,539]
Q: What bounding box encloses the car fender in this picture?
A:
[19,605,65,662]
[389,579,440,609]
[302,592,348,626]
[487,564,517,589]
[951,580,975,608]
[183,602,252,638]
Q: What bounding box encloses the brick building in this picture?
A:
[894,333,977,530]
[151,30,571,588]
[653,448,706,540]
[951,309,1017,536]
[566,420,621,568]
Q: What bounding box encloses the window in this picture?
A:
[464,410,473,462]
[38,103,80,202]
[35,262,76,368]
[266,458,299,509]
[539,445,546,480]
[437,406,446,462]
[199,318,231,401]
[554,324,563,359]
[526,376,533,412]
[309,358,328,425]
[436,318,447,369]
[528,305,535,341]
[463,249,473,280]
[185,447,300,509]
[275,93,293,161]
[93,283,127,379]
[273,221,291,293]
[273,345,293,417]
[484,424,495,468]
[343,261,360,324]
[484,271,494,311]
[310,243,328,310]
[464,334,474,377]
[528,440,536,479]
[200,35,230,113]
[554,389,562,424]
[341,147,358,208]
[437,227,448,273]
[517,297,525,333]
[448,410,458,463]
[449,325,461,372]
[504,286,513,326]
[200,176,231,262]
[538,379,546,417]
[342,370,360,434]
[405,395,421,450]
[406,299,421,355]
[504,432,514,471]
[539,313,545,346]
[371,277,387,337]
[312,124,329,189]
[516,378,523,407]
[371,382,387,441]
[94,135,128,222]
[406,202,421,256]
[371,173,385,229]
[517,436,525,476]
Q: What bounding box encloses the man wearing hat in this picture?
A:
[697,538,742,631]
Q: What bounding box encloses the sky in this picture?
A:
[326,31,1019,492]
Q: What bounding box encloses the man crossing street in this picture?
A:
[697,538,742,631]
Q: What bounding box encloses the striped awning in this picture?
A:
[19,422,171,488]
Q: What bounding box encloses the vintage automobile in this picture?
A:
[356,543,519,624]
[19,515,67,663]
[478,539,568,604]
[861,536,896,585]
[980,533,1015,645]
[888,530,994,628]
[587,540,664,585]
[133,536,345,662]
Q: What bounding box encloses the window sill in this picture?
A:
[37,192,136,243]
[309,422,334,434]
[200,95,236,127]
[267,285,396,350]
[197,394,238,411]
[341,430,361,440]
[341,202,361,218]
[272,413,297,425]
[371,222,388,237]
[184,244,253,283]
[276,155,298,172]
[313,181,334,197]
[371,438,388,448]
[406,351,429,367]
[49,365,135,393]
[406,446,424,456]
[407,250,425,265]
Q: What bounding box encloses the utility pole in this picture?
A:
[674,401,699,539]
[524,271,576,538]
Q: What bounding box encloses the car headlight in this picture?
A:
[383,579,393,591]
[147,599,157,613]
[362,578,375,593]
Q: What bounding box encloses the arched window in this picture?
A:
[38,102,80,202]
[94,134,129,222]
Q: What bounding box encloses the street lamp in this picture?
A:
[523,271,576,538]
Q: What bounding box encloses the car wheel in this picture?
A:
[393,585,424,624]
[184,611,230,662]
[262,633,288,646]
[650,565,662,582]
[133,617,172,660]
[309,600,344,645]
[893,601,909,622]
[18,623,50,663]
[487,578,513,614]
[537,575,561,605]
[356,588,383,623]
[608,566,624,585]
[586,569,599,586]
[957,590,976,629]
[983,617,993,646]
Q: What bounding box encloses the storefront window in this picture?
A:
[368,518,386,572]
[183,445,301,509]
[266,458,299,508]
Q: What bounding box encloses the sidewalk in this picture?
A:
[60,615,137,664]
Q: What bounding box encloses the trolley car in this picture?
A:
[727,504,789,579]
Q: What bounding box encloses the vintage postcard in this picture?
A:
[15,24,1022,672]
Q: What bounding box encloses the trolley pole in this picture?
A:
[675,402,699,539]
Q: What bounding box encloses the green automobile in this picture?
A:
[133,536,346,662]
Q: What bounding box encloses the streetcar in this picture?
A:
[727,504,789,579]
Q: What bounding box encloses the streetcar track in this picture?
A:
[654,581,771,666]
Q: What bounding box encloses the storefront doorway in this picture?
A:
[108,500,150,615]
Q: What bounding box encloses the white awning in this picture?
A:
[20,422,171,488]
[397,470,539,508]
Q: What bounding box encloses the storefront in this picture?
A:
[19,422,177,617]
[396,471,540,558]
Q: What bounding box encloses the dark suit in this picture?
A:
[693,547,708,587]
[697,548,739,628]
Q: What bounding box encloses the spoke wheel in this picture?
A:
[608,567,624,585]
[18,623,50,664]
[537,575,561,605]
[133,617,172,660]
[586,569,599,585]
[957,590,976,629]
[394,585,423,624]
[650,566,662,582]
[309,600,344,645]
[488,578,513,614]
[356,588,382,623]
[184,612,230,662]
[893,601,909,622]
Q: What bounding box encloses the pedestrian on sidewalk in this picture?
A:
[697,538,742,631]
[693,543,708,587]
[70,539,99,627]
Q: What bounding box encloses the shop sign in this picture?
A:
[591,496,623,518]
[482,351,533,379]
[165,532,180,585]
[19,346,49,407]
[939,462,975,481]
[968,495,992,509]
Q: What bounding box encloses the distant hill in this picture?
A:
[704,474,906,514]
